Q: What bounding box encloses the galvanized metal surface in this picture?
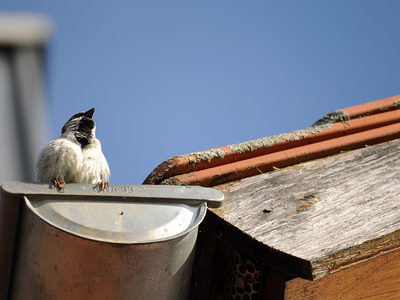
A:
[11,200,198,300]
[25,196,207,244]
[0,182,224,299]
[1,181,224,208]
[0,187,21,300]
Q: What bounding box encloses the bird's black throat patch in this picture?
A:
[75,117,95,148]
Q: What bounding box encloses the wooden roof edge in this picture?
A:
[143,94,400,186]
[209,138,400,282]
[206,209,400,281]
[203,210,314,280]
[311,229,400,280]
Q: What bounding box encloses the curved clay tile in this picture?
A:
[144,95,400,186]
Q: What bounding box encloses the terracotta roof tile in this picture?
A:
[144,95,400,186]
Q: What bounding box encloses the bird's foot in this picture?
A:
[53,180,66,192]
[96,180,109,191]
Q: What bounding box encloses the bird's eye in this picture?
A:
[62,126,66,134]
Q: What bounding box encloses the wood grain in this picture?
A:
[212,138,400,279]
[285,248,400,300]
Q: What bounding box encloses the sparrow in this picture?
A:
[37,108,110,191]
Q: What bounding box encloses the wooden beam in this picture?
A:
[285,248,400,299]
[212,138,400,279]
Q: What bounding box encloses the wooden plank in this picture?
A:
[213,138,400,279]
[285,248,400,299]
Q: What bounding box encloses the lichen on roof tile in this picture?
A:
[392,100,400,108]
[228,124,332,154]
[160,176,183,186]
[312,110,350,127]
[144,95,400,187]
[185,148,226,165]
[143,158,174,184]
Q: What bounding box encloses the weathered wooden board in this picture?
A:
[212,138,400,280]
[285,248,400,299]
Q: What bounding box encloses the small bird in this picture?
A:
[37,108,110,191]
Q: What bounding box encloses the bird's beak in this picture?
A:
[84,108,95,118]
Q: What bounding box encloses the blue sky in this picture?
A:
[2,1,400,184]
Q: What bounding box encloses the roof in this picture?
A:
[144,95,400,186]
[144,95,400,280]
[212,137,400,279]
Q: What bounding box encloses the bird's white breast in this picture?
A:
[80,139,110,183]
[37,137,110,184]
[37,138,83,183]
